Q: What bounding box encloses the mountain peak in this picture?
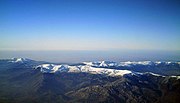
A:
[9,58,32,63]
[83,61,118,67]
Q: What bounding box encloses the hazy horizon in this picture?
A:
[0,50,179,63]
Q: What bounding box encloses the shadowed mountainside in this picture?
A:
[0,58,179,103]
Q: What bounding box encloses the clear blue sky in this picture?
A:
[0,0,180,51]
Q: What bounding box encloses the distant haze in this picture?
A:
[0,50,179,63]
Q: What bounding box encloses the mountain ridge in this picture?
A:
[0,58,180,103]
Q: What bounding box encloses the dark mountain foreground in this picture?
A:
[0,58,179,103]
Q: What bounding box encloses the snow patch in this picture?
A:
[35,64,132,76]
[9,58,30,63]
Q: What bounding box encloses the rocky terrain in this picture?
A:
[0,58,179,103]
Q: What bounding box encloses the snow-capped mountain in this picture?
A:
[8,58,34,63]
[35,64,132,76]
[83,60,179,67]
[83,61,118,67]
[3,58,180,76]
[35,60,180,77]
[118,61,154,66]
[0,58,180,103]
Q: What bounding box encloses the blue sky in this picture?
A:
[0,0,180,51]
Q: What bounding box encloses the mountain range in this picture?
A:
[0,58,179,103]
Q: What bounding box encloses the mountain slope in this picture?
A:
[0,58,179,103]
